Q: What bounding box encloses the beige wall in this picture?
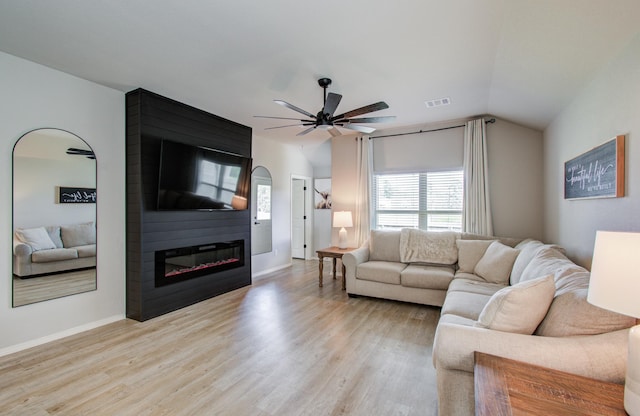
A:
[331,118,543,246]
[543,33,640,268]
[486,119,543,239]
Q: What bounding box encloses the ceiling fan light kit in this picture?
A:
[255,78,395,137]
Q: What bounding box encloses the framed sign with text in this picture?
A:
[57,187,97,203]
[564,135,625,200]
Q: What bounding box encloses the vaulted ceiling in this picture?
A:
[1,1,639,161]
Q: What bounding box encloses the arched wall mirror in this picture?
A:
[12,128,97,307]
[251,166,272,255]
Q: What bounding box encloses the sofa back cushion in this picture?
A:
[510,239,565,285]
[369,229,402,262]
[520,247,636,336]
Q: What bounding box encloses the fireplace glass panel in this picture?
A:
[155,240,244,287]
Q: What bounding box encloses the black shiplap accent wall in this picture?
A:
[126,89,252,321]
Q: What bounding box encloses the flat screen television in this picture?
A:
[157,139,252,211]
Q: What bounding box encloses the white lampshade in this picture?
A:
[588,231,640,317]
[588,231,640,415]
[333,211,353,249]
[333,211,353,228]
[231,195,247,210]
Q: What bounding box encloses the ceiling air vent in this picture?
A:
[425,97,451,108]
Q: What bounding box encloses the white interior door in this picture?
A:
[291,178,306,259]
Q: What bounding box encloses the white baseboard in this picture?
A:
[0,314,124,358]
[252,262,292,278]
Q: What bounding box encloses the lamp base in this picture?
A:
[338,227,348,249]
[626,325,640,416]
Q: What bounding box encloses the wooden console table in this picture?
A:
[316,246,356,290]
[474,352,626,415]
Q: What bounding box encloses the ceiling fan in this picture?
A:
[255,78,395,137]
[66,147,95,159]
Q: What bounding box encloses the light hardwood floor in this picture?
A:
[13,268,97,307]
[0,260,439,416]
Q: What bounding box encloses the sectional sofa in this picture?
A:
[342,229,635,416]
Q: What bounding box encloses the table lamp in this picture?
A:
[333,211,353,249]
[587,231,640,415]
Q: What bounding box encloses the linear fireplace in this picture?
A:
[155,240,244,287]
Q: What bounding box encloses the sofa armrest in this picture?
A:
[342,242,369,286]
[342,243,369,268]
[433,322,629,383]
[13,239,33,258]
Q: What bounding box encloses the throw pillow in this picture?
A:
[474,241,520,284]
[15,227,57,251]
[475,274,555,334]
[456,239,494,273]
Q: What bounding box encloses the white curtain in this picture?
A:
[463,118,493,235]
[354,136,372,246]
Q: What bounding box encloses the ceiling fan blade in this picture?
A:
[332,101,389,121]
[322,93,342,117]
[264,123,307,130]
[328,127,342,137]
[274,100,316,119]
[339,116,396,124]
[296,126,317,136]
[254,115,315,122]
[342,124,376,134]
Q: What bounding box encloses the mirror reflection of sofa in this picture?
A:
[13,222,96,277]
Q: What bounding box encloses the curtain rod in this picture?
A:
[369,118,495,139]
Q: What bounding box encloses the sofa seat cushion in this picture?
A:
[75,244,97,258]
[356,261,406,284]
[448,278,506,296]
[452,271,485,282]
[440,290,494,321]
[475,275,555,335]
[31,248,78,263]
[438,313,476,327]
[400,265,454,290]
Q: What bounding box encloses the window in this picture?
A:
[196,160,241,205]
[373,170,463,231]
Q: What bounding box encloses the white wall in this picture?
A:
[331,118,544,245]
[251,135,314,275]
[13,155,95,228]
[0,52,125,353]
[543,33,640,268]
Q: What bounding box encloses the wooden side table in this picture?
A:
[316,246,356,290]
[474,351,626,415]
